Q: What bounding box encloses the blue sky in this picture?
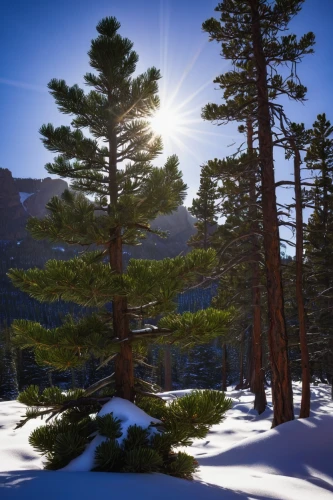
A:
[1,0,333,208]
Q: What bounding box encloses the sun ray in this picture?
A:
[159,0,171,100]
[171,134,203,163]
[173,77,217,113]
[167,40,208,108]
[150,25,233,157]
[0,77,46,93]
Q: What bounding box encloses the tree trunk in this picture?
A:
[113,292,134,401]
[249,0,294,427]
[222,343,227,391]
[248,117,267,415]
[108,126,134,401]
[292,140,310,418]
[238,329,245,389]
[246,325,254,388]
[164,346,172,391]
[251,256,267,414]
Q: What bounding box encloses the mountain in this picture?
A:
[0,168,196,257]
[126,205,196,260]
[0,169,68,240]
[16,176,68,218]
[0,169,28,240]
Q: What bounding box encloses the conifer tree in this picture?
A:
[0,324,18,400]
[190,145,267,412]
[188,167,219,250]
[198,113,267,412]
[304,114,333,389]
[8,17,232,403]
[203,0,315,426]
[283,122,311,418]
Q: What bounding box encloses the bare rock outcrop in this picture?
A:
[24,177,68,217]
[0,168,27,240]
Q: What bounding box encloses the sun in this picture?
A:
[149,107,183,139]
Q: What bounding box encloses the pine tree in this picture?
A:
[283,122,311,418]
[8,17,232,403]
[191,148,267,412]
[198,122,267,413]
[0,324,18,400]
[304,114,333,390]
[203,0,315,426]
[188,167,219,250]
[16,386,232,477]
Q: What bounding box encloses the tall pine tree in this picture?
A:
[202,0,314,426]
[304,114,333,390]
[8,17,232,402]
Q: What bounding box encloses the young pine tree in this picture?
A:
[8,17,232,403]
[188,167,219,250]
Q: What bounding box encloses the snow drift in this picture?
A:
[0,383,333,499]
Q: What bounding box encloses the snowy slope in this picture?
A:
[0,382,332,499]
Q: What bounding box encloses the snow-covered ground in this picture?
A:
[0,382,332,499]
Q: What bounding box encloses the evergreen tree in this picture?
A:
[304,114,333,390]
[283,122,311,418]
[188,167,219,250]
[190,147,267,412]
[8,17,232,403]
[198,120,267,413]
[16,385,232,477]
[0,324,18,400]
[202,0,315,426]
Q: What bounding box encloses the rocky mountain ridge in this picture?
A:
[0,168,196,257]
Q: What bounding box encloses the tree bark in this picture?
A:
[237,329,245,389]
[246,325,254,388]
[249,0,294,427]
[222,343,227,391]
[248,117,267,415]
[108,125,134,401]
[292,140,310,418]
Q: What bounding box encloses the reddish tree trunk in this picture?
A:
[251,274,267,414]
[292,141,310,418]
[109,127,134,401]
[248,118,267,414]
[249,0,294,427]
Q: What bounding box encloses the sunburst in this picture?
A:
[149,106,186,140]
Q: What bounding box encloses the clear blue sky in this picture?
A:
[1,0,333,206]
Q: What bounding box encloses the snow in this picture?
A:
[18,192,33,211]
[0,383,332,499]
[62,397,161,472]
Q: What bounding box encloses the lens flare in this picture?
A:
[149,107,183,139]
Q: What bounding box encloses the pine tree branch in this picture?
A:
[275,180,314,188]
[217,231,263,258]
[15,396,113,429]
[83,374,115,396]
[134,389,164,400]
[125,301,159,313]
[129,328,173,340]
